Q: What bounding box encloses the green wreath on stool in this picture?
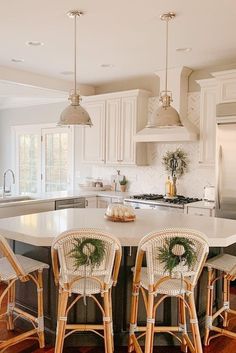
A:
[70,238,106,269]
[158,237,197,275]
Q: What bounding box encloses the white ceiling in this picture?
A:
[0,0,236,87]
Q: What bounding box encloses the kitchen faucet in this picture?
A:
[3,169,15,197]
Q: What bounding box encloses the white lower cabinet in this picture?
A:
[85,197,97,208]
[185,202,215,217]
[97,197,111,209]
[81,89,150,166]
[0,201,55,219]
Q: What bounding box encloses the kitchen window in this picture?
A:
[12,124,74,194]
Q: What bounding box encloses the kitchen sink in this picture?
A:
[0,196,35,203]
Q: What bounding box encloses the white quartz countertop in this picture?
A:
[0,208,235,247]
[0,190,130,208]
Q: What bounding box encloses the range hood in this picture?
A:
[135,67,199,142]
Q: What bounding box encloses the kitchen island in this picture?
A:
[1,208,236,347]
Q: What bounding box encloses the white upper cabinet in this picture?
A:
[212,70,236,103]
[106,98,121,165]
[82,89,150,166]
[197,78,217,167]
[81,100,106,164]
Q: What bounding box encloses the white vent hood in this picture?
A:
[135,66,199,142]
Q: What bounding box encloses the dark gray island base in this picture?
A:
[13,240,221,347]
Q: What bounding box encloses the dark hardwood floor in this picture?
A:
[1,285,236,353]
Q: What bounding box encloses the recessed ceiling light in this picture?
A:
[11,58,24,63]
[26,41,44,47]
[176,47,192,53]
[60,71,74,75]
[100,64,114,68]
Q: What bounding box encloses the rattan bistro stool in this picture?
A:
[51,228,122,353]
[0,234,49,352]
[204,253,236,345]
[128,228,209,353]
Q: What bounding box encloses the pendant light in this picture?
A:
[148,12,182,128]
[58,10,92,126]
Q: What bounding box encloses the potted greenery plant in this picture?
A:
[119,176,128,192]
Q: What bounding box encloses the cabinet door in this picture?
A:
[119,96,136,164]
[106,98,120,164]
[97,197,111,209]
[199,85,217,166]
[81,101,106,164]
[85,197,97,208]
[186,206,213,217]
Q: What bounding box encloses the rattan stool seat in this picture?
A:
[140,267,188,296]
[0,254,49,281]
[59,275,113,295]
[205,253,236,273]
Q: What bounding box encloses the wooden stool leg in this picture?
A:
[55,289,69,353]
[37,270,45,348]
[128,283,140,353]
[7,280,15,331]
[178,295,187,353]
[188,292,203,353]
[204,268,214,346]
[108,289,114,352]
[144,289,155,353]
[223,275,230,327]
[103,290,113,353]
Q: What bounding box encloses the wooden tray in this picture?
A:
[104,214,136,222]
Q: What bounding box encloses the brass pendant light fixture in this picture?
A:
[58,10,92,126]
[148,12,182,128]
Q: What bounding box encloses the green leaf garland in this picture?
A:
[70,238,106,270]
[158,237,197,275]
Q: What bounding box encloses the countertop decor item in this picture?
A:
[105,203,135,222]
[158,237,197,275]
[149,12,182,128]
[58,10,92,126]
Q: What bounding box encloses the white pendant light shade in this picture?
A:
[148,12,182,128]
[59,94,92,126]
[58,10,92,126]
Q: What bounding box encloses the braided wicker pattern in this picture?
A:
[139,228,209,288]
[0,234,48,281]
[52,228,122,295]
[205,253,236,277]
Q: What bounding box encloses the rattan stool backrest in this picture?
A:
[137,228,209,288]
[51,228,122,287]
[0,234,26,279]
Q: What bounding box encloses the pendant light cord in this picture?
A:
[74,13,77,95]
[165,17,169,94]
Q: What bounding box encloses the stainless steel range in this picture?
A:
[124,194,201,213]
